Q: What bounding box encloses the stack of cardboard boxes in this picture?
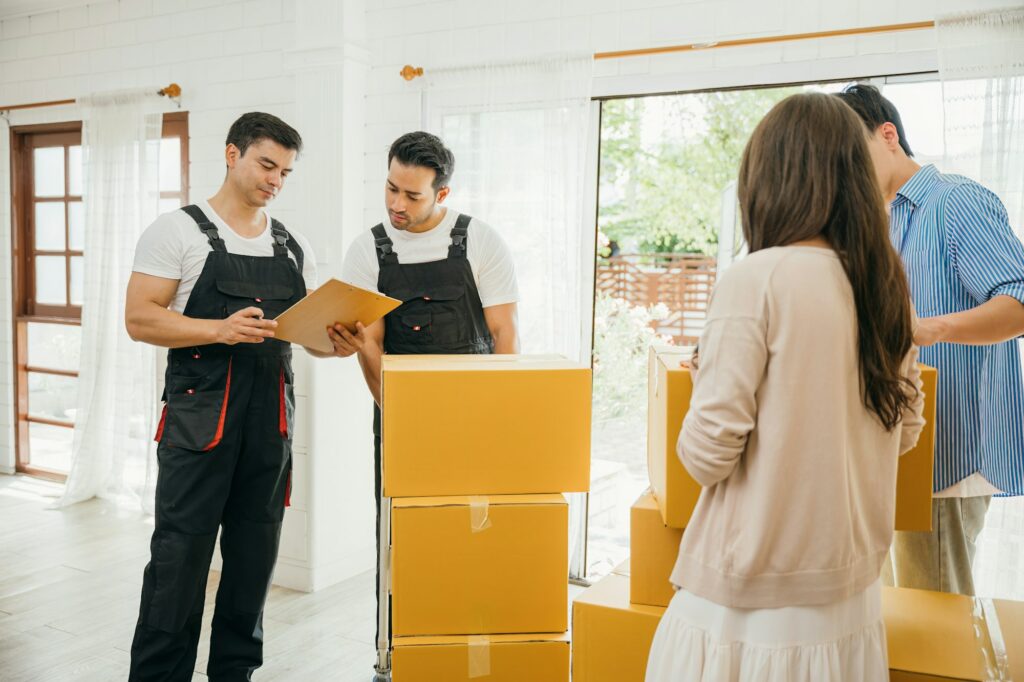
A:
[572,345,693,682]
[380,355,592,682]
[572,345,1021,681]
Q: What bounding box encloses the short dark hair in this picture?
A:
[835,83,913,157]
[388,132,455,190]
[225,112,303,156]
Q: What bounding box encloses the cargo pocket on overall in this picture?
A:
[279,361,295,441]
[163,359,233,451]
[216,279,295,319]
[396,311,434,343]
[421,285,467,345]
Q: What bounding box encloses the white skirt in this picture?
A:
[645,580,888,682]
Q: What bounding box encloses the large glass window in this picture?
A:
[588,73,1023,602]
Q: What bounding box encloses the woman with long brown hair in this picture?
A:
[645,92,925,681]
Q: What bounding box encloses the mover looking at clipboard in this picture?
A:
[123,112,367,681]
[340,131,521,681]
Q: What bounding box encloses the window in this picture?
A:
[9,113,188,481]
[589,73,1024,602]
[587,75,949,576]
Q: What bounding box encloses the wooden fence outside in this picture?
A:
[595,253,717,345]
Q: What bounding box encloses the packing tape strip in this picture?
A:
[973,597,1011,680]
[467,635,491,678]
[469,496,492,533]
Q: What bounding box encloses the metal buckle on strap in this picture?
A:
[204,226,221,241]
[274,232,288,247]
[376,240,394,255]
[451,234,466,247]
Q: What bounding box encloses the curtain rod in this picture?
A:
[0,83,182,113]
[399,20,935,80]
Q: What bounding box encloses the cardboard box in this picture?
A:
[647,345,699,528]
[392,632,569,682]
[391,494,568,636]
[630,491,684,607]
[572,573,665,682]
[884,586,1023,681]
[647,342,936,532]
[894,365,937,532]
[382,355,591,497]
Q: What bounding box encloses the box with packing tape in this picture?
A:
[381,354,591,497]
[630,490,683,608]
[884,586,1023,681]
[390,494,568,637]
[647,343,937,533]
[894,364,937,532]
[391,632,569,682]
[572,571,665,682]
[647,344,699,529]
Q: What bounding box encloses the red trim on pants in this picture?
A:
[279,367,288,439]
[154,404,167,442]
[284,470,292,508]
[202,357,233,452]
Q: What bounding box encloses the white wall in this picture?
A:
[0,0,374,593]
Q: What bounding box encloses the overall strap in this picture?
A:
[447,213,472,259]
[372,224,399,266]
[181,204,227,252]
[270,218,304,273]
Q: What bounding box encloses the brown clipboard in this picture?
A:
[273,278,401,354]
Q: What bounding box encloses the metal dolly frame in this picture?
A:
[374,493,392,677]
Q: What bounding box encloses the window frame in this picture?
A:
[9,113,189,481]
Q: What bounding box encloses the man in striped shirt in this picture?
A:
[838,84,1024,596]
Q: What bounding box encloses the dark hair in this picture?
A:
[738,92,915,430]
[225,112,303,156]
[388,131,455,190]
[835,83,913,157]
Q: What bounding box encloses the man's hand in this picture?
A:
[216,307,277,345]
[913,316,950,347]
[326,321,367,358]
[911,297,1024,347]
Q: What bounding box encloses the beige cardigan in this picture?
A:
[671,246,924,609]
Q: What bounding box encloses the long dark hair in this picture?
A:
[737,92,915,430]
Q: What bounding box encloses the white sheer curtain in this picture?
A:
[421,55,596,577]
[423,55,595,361]
[57,90,162,512]
[937,6,1024,601]
[937,6,1024,233]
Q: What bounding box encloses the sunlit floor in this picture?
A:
[0,474,378,681]
[3,460,1020,682]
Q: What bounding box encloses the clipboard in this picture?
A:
[273,278,402,354]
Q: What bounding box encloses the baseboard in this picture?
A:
[309,545,375,592]
[272,559,314,592]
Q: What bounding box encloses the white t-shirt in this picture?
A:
[341,209,519,308]
[132,199,318,313]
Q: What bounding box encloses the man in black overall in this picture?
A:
[125,112,363,681]
[338,131,521,680]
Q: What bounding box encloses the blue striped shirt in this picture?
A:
[890,164,1024,495]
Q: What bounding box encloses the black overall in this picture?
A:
[371,213,494,652]
[129,205,305,682]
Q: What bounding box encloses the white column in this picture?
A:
[275,0,373,592]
